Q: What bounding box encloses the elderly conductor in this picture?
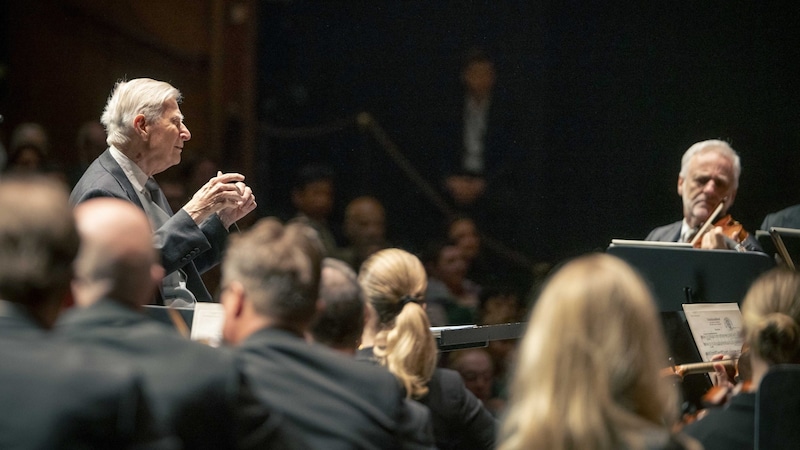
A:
[71,78,256,305]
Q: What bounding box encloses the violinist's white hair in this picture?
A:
[679,139,742,188]
[498,253,681,450]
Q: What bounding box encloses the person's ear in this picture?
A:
[677,175,684,196]
[224,281,246,319]
[133,114,148,140]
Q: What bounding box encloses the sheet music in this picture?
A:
[682,303,743,361]
[190,302,226,347]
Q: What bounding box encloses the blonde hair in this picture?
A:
[359,248,437,399]
[499,253,678,450]
[741,268,800,366]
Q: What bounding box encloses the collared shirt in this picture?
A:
[680,219,699,243]
[463,96,490,174]
[109,146,153,207]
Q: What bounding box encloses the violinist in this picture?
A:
[681,267,800,449]
[645,139,762,252]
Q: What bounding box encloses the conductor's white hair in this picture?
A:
[100,78,181,149]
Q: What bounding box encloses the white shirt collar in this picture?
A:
[109,146,149,195]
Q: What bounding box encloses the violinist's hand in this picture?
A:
[183,172,255,228]
[709,353,736,390]
[699,227,728,249]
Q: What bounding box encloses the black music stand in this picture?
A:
[606,243,774,311]
[767,227,800,270]
[606,242,775,410]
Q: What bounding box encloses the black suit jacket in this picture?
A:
[0,300,160,449]
[646,220,763,252]
[70,149,228,303]
[761,204,800,230]
[56,300,291,450]
[419,368,497,450]
[357,347,497,449]
[237,327,435,449]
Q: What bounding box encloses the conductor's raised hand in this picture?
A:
[183,172,250,225]
[217,179,257,229]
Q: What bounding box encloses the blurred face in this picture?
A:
[455,350,494,402]
[294,180,333,221]
[143,98,191,175]
[434,245,467,287]
[462,61,496,99]
[449,219,480,262]
[345,200,386,249]
[678,149,737,228]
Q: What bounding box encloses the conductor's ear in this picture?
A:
[133,114,148,140]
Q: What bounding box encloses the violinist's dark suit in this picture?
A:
[646,220,763,252]
[56,299,292,450]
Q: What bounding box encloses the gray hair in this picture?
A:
[100,78,181,149]
[679,139,741,188]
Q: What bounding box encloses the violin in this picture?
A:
[690,199,750,250]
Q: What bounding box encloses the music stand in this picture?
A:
[607,242,775,409]
[768,227,800,270]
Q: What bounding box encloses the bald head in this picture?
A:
[73,198,162,307]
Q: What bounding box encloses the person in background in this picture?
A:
[422,240,481,326]
[289,163,341,258]
[448,348,506,416]
[498,253,700,450]
[358,248,497,450]
[340,196,388,271]
[645,139,761,251]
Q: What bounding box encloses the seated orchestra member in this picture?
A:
[682,267,800,450]
[358,248,497,450]
[0,176,161,449]
[498,253,700,450]
[761,203,800,231]
[71,78,256,306]
[309,257,367,354]
[219,219,435,449]
[646,139,761,252]
[58,197,290,449]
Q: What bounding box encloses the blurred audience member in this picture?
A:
[422,240,481,326]
[340,195,388,271]
[289,163,341,258]
[59,197,288,449]
[0,175,160,448]
[498,253,699,450]
[448,348,506,416]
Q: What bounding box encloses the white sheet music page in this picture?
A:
[682,303,743,362]
[190,302,226,347]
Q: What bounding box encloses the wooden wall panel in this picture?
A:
[3,0,256,178]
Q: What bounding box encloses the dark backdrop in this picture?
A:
[255,1,800,267]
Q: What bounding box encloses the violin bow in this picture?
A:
[690,198,727,247]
